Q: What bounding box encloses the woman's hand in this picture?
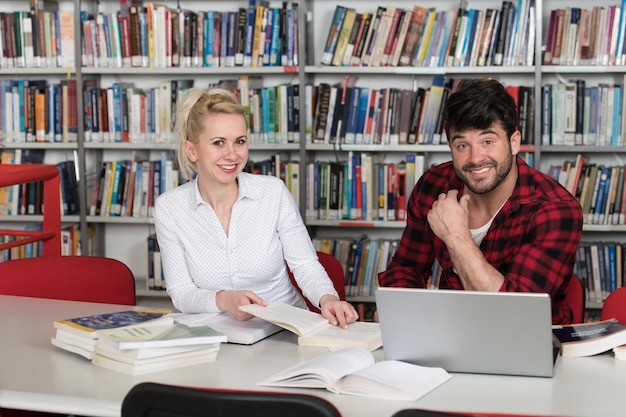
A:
[319,295,359,329]
[216,290,266,321]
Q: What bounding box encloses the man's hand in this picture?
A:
[427,189,471,244]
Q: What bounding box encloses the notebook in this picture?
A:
[375,287,555,378]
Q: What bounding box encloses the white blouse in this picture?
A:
[154,172,337,313]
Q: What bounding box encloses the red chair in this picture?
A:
[0,255,136,305]
[562,274,586,324]
[0,164,61,256]
[288,251,346,314]
[600,286,626,323]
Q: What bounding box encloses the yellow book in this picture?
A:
[105,161,117,216]
[251,3,266,67]
[331,8,356,67]
[413,9,437,67]
[146,3,156,67]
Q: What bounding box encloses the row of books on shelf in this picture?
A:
[0,7,75,69]
[0,79,79,144]
[81,1,298,69]
[310,76,535,146]
[305,154,425,223]
[550,155,626,225]
[88,152,303,220]
[542,80,626,147]
[0,149,79,217]
[314,237,399,298]
[322,1,535,69]
[82,77,301,145]
[543,5,626,67]
[89,154,179,219]
[575,242,626,305]
[1,74,536,147]
[0,224,94,261]
[83,79,194,144]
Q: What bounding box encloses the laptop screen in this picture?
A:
[375,287,555,378]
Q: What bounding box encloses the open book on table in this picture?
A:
[258,347,452,401]
[239,301,382,351]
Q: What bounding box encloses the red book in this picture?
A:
[396,165,407,221]
[119,13,132,67]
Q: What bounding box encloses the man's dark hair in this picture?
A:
[443,78,518,140]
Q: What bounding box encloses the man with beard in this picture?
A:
[378,78,583,325]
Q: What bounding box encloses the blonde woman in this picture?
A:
[154,88,358,328]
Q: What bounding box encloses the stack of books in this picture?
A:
[52,308,174,359]
[52,308,227,375]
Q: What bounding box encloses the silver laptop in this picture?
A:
[375,287,555,378]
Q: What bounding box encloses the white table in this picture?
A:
[1,295,626,417]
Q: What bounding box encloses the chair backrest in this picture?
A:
[563,274,586,323]
[600,286,626,323]
[0,164,62,256]
[122,382,341,417]
[0,256,136,305]
[288,251,346,314]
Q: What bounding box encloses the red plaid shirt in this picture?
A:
[378,157,583,324]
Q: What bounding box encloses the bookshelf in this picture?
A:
[1,0,626,314]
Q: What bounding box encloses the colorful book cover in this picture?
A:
[54,309,172,339]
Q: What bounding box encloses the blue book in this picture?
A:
[261,88,270,143]
[112,83,123,142]
[607,244,617,293]
[597,244,607,293]
[262,8,274,66]
[378,163,385,220]
[355,88,369,144]
[243,0,257,67]
[109,161,123,216]
[593,167,611,224]
[342,162,350,219]
[221,11,230,66]
[588,87,600,146]
[227,11,238,67]
[343,87,360,144]
[266,86,277,142]
[17,80,26,142]
[459,9,476,67]
[612,85,622,146]
[321,5,347,66]
[313,162,320,220]
[286,3,296,66]
[205,11,215,66]
[618,0,626,64]
[269,7,281,66]
[437,12,453,67]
